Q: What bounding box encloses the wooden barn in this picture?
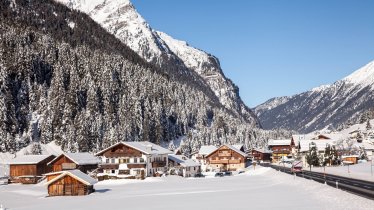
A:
[45,170,97,196]
[8,155,55,184]
[205,145,248,172]
[48,153,99,173]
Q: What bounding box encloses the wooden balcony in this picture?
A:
[152,161,166,168]
[100,164,119,170]
[218,153,232,157]
[127,164,146,169]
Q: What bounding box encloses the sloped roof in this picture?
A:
[95,141,172,156]
[252,148,272,154]
[48,153,100,165]
[8,155,55,165]
[168,154,200,167]
[45,170,97,186]
[206,145,248,158]
[299,140,336,152]
[232,144,244,151]
[198,145,217,155]
[268,139,292,146]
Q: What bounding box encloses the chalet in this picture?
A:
[251,148,272,162]
[360,141,374,160]
[342,155,359,165]
[205,145,248,172]
[168,154,201,177]
[268,139,294,163]
[298,139,336,166]
[191,145,217,172]
[48,153,99,173]
[8,155,55,184]
[95,141,172,179]
[45,170,97,196]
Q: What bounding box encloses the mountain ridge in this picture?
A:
[56,0,260,127]
[255,60,374,133]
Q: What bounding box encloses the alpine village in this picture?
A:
[0,0,374,209]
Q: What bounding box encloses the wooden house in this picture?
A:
[251,148,272,162]
[168,154,201,177]
[342,155,359,165]
[8,155,55,184]
[205,145,248,172]
[95,141,172,179]
[268,139,295,162]
[48,153,99,173]
[45,170,97,196]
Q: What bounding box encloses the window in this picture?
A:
[134,158,138,163]
[111,170,115,174]
[140,158,144,163]
[111,159,115,164]
[106,159,109,164]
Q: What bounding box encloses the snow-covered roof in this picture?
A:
[45,170,97,186]
[252,148,272,154]
[198,145,217,155]
[96,141,172,156]
[268,139,292,146]
[299,140,336,152]
[232,144,244,151]
[8,155,55,165]
[225,145,248,157]
[48,153,100,165]
[168,154,200,167]
[206,145,248,158]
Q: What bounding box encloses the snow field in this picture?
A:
[0,167,373,210]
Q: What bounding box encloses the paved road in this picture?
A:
[267,164,374,200]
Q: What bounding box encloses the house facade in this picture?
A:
[8,155,55,184]
[251,148,272,162]
[205,145,248,172]
[47,153,99,173]
[268,139,294,162]
[45,170,97,196]
[168,154,201,177]
[95,141,172,179]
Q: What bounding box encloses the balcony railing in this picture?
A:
[152,161,166,168]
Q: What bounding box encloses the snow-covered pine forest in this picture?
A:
[0,0,292,155]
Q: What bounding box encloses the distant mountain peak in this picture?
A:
[57,0,260,126]
[255,60,374,133]
[343,60,374,88]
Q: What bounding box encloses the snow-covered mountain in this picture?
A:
[55,0,258,126]
[255,60,374,133]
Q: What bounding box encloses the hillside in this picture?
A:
[0,0,262,155]
[255,61,374,133]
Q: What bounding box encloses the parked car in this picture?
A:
[238,171,245,174]
[224,171,232,176]
[194,173,205,178]
[214,172,224,177]
[291,161,303,173]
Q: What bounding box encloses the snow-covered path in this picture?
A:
[0,167,372,210]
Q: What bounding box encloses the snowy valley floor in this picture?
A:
[0,167,373,210]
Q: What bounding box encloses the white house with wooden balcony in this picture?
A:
[95,141,172,179]
[168,154,201,177]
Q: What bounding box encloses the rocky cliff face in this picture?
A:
[0,0,262,155]
[255,61,374,133]
[56,0,259,127]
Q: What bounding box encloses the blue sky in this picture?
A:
[132,0,374,107]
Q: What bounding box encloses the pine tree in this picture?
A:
[366,120,372,131]
[306,142,320,168]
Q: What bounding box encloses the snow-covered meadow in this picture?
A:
[0,167,372,210]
